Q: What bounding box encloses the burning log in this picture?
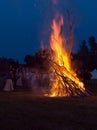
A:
[48,60,90,97]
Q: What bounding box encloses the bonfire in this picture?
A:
[46,13,89,97]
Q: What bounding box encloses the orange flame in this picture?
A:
[50,13,70,70]
[49,13,85,97]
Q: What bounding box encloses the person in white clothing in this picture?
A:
[3,70,14,92]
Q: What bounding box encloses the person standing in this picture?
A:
[3,70,14,92]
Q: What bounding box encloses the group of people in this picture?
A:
[3,66,50,93]
[3,66,22,92]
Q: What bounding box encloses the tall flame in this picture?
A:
[49,13,85,97]
[50,13,70,70]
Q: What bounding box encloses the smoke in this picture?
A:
[52,0,59,4]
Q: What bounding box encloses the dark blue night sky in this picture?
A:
[0,0,97,63]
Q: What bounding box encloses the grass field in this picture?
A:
[0,91,97,130]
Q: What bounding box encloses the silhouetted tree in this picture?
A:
[24,49,54,71]
[88,36,97,70]
[34,49,54,71]
[72,40,91,86]
[89,36,97,52]
[0,57,18,77]
[0,58,8,73]
[24,55,33,66]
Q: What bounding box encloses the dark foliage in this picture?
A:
[88,36,97,70]
[0,57,19,76]
[24,36,97,88]
[72,36,97,87]
[24,49,54,71]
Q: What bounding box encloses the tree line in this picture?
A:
[0,36,97,87]
[24,36,97,86]
[0,58,19,76]
[71,36,97,85]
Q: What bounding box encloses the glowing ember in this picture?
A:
[49,13,85,97]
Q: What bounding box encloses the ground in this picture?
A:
[0,91,97,130]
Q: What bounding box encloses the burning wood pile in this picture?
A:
[45,13,90,97]
[48,60,87,97]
